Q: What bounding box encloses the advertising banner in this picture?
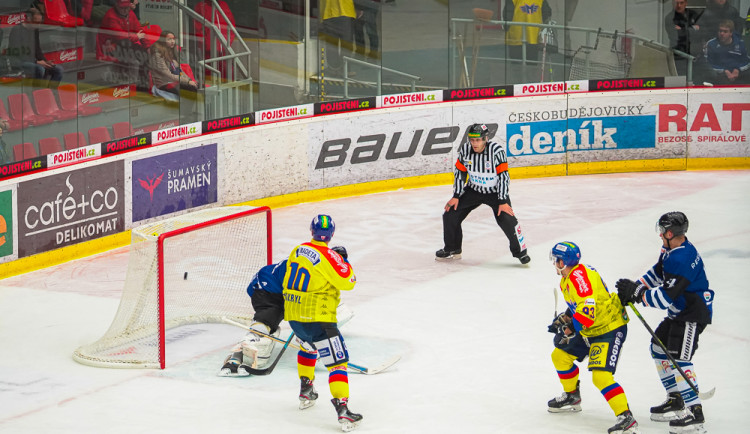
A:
[203,113,254,134]
[662,92,750,158]
[17,161,125,258]
[47,144,100,168]
[102,133,151,156]
[151,121,202,145]
[131,144,218,222]
[442,85,513,101]
[513,80,588,97]
[378,90,443,108]
[315,97,377,115]
[0,156,45,180]
[0,189,13,259]
[308,107,458,188]
[256,104,314,124]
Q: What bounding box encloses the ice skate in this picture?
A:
[435,248,461,261]
[669,404,707,434]
[547,382,582,413]
[331,397,363,432]
[299,376,318,410]
[608,409,639,433]
[650,392,685,422]
[518,253,531,264]
[218,351,249,377]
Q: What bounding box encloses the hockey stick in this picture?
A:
[243,332,295,376]
[627,303,715,400]
[222,317,400,375]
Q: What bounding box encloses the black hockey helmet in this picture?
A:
[467,123,489,140]
[656,211,689,237]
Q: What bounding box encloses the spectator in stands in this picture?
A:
[320,0,357,76]
[701,0,744,40]
[354,0,380,60]
[149,30,198,101]
[503,0,552,62]
[97,0,160,61]
[665,0,703,76]
[0,119,11,165]
[193,0,236,79]
[7,8,64,87]
[97,0,161,89]
[703,19,750,84]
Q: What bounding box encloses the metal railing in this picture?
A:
[450,18,695,85]
[172,0,253,117]
[341,56,422,98]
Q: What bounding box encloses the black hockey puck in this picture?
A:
[184,272,188,280]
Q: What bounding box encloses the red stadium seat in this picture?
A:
[13,143,37,161]
[39,137,64,155]
[64,132,87,149]
[7,94,54,126]
[58,84,103,117]
[33,89,77,121]
[112,121,132,139]
[88,127,112,145]
[43,0,83,27]
[0,98,24,131]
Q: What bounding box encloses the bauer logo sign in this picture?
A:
[315,97,376,115]
[131,144,217,222]
[442,85,513,101]
[17,161,125,258]
[0,190,14,259]
[506,115,656,156]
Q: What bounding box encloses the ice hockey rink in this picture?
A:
[1,169,748,434]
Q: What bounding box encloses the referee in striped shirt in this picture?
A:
[436,123,530,264]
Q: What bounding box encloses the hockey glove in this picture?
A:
[554,326,576,347]
[547,312,571,334]
[331,246,348,261]
[616,278,645,304]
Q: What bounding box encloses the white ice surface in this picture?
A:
[1,170,749,433]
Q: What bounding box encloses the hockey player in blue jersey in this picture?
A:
[219,245,352,376]
[616,211,714,434]
[220,259,287,376]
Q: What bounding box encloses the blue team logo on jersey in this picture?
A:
[520,4,540,14]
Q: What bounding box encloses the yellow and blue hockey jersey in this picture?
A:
[283,240,356,323]
[559,264,629,337]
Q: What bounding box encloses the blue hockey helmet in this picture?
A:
[549,241,581,267]
[656,211,688,237]
[311,214,335,242]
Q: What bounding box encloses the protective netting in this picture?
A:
[73,206,270,368]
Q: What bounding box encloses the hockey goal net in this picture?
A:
[73,206,272,369]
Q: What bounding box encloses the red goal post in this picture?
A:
[73,206,272,369]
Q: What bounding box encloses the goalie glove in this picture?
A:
[616,278,646,305]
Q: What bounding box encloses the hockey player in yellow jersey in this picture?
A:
[284,214,362,432]
[547,241,639,434]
